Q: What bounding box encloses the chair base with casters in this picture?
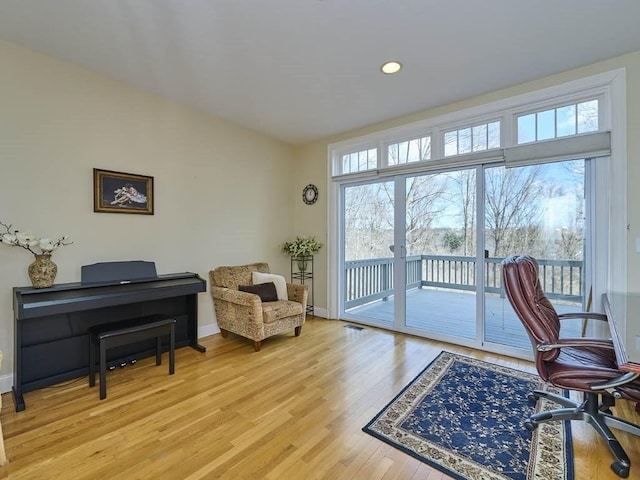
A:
[526,390,640,478]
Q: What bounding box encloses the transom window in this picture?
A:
[443,121,501,157]
[387,135,431,165]
[341,148,377,174]
[517,99,599,144]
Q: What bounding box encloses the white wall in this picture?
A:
[0,40,296,383]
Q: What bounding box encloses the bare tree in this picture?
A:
[344,182,395,260]
[485,165,544,257]
[404,175,448,255]
[448,170,476,256]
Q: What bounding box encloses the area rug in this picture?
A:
[363,351,573,480]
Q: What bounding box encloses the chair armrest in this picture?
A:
[286,283,308,304]
[558,312,608,322]
[210,286,261,307]
[589,372,640,392]
[536,337,615,352]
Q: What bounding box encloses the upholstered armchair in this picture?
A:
[209,263,308,351]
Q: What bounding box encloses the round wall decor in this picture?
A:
[302,184,318,205]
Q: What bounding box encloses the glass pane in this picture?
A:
[388,143,400,166]
[458,128,472,154]
[517,114,536,144]
[473,124,487,151]
[398,145,406,165]
[484,161,585,349]
[343,149,377,173]
[405,169,477,339]
[488,121,501,149]
[388,137,431,165]
[343,181,395,326]
[537,109,555,140]
[577,100,598,133]
[342,155,349,173]
[556,104,576,137]
[412,136,431,161]
[358,151,368,170]
[444,131,458,156]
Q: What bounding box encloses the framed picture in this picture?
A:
[93,168,154,215]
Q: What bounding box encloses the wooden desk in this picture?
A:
[602,293,640,375]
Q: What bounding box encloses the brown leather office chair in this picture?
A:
[502,255,640,478]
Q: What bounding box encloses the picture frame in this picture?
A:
[93,168,154,215]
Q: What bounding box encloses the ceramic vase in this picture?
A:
[296,256,310,272]
[28,254,57,288]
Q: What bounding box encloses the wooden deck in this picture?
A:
[346,287,583,350]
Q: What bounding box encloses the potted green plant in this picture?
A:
[282,236,322,271]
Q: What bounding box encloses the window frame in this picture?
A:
[327,69,627,330]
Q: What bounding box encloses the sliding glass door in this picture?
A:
[341,158,589,356]
[343,179,395,328]
[404,169,477,340]
[484,160,587,350]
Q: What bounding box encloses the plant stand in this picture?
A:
[291,255,314,315]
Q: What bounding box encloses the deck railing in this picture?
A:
[345,255,583,309]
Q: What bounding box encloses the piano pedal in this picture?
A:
[129,358,137,365]
[108,364,116,371]
[119,362,127,368]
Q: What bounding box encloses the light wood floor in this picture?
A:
[1,318,639,479]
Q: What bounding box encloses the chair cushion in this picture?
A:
[262,300,304,323]
[239,282,278,302]
[544,343,640,402]
[252,272,288,300]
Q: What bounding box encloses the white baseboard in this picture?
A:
[198,323,220,339]
[311,307,329,318]
[1,373,12,395]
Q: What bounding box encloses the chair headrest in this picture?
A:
[209,262,270,289]
[502,255,561,361]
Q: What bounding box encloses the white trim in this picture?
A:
[311,306,330,319]
[607,69,627,294]
[504,132,610,168]
[327,143,340,319]
[198,323,220,340]
[0,372,11,395]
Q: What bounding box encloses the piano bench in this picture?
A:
[88,314,176,400]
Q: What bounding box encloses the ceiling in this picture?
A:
[1,1,640,145]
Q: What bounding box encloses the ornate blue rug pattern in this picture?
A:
[363,351,573,480]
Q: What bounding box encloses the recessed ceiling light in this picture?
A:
[381,61,402,74]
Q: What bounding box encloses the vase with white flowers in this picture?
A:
[282,236,322,272]
[1,221,72,288]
